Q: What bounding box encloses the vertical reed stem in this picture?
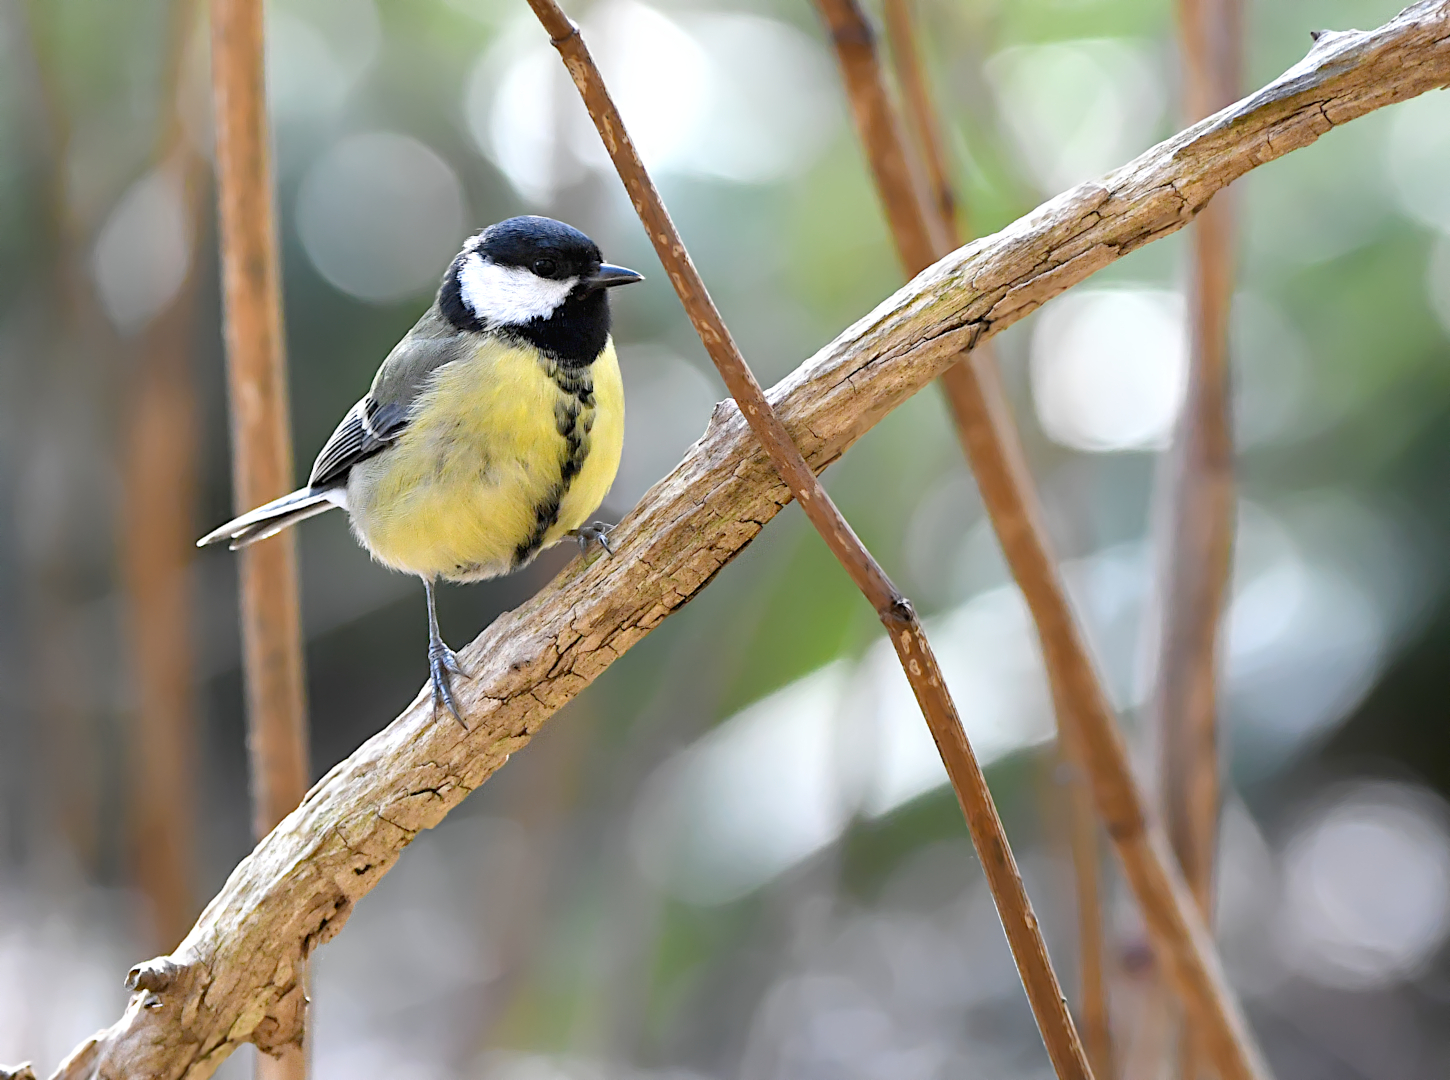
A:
[210,0,310,1073]
[1150,0,1242,1074]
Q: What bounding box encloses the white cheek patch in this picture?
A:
[458,255,577,326]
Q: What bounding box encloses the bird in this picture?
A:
[198,215,643,723]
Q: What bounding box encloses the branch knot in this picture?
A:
[125,956,184,994]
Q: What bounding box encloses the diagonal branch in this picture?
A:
[526,2,1090,1076]
[31,6,1450,1077]
[854,0,1112,1071]
[817,0,1126,1075]
[881,4,1114,1075]
[876,4,1114,1068]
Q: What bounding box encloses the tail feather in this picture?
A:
[197,488,340,550]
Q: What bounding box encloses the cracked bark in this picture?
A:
[23,5,1450,1077]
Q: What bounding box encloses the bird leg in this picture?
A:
[424,578,467,726]
[569,520,615,555]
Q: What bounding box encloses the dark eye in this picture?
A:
[533,258,558,278]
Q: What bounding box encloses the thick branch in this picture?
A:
[45,7,1450,1078]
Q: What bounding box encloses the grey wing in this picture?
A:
[307,397,410,489]
[305,322,476,490]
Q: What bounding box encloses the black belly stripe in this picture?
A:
[512,361,597,567]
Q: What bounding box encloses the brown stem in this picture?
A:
[121,214,203,950]
[841,0,1110,1072]
[209,0,310,1074]
[881,0,957,238]
[37,9,1450,1074]
[1060,728,1115,1079]
[816,0,1267,1073]
[940,352,1266,1080]
[1122,964,1176,1080]
[813,0,947,269]
[527,3,1091,1077]
[1160,0,1242,932]
[1149,0,1244,1075]
[1155,194,1235,922]
[877,3,1117,1072]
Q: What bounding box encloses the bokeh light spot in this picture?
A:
[296,132,467,303]
[465,2,837,204]
[986,39,1163,194]
[90,166,192,334]
[1387,89,1450,235]
[1030,288,1188,453]
[1280,781,1450,990]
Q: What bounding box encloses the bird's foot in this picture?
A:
[429,641,468,727]
[570,521,616,555]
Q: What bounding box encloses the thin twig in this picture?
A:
[881,0,956,234]
[1122,952,1176,1080]
[877,4,1115,1072]
[940,357,1269,1080]
[526,3,1090,1077]
[1148,0,1244,1075]
[813,0,1264,1075]
[1159,0,1242,932]
[1061,727,1114,1078]
[813,0,948,268]
[209,0,310,1074]
[36,10,1450,1073]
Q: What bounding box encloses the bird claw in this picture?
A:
[571,521,615,555]
[429,642,468,727]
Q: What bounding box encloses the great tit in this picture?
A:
[199,215,643,721]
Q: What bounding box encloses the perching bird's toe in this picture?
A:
[570,520,615,555]
[428,642,468,727]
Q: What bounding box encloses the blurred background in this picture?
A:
[2,0,1449,1075]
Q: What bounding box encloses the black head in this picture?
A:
[438,216,643,367]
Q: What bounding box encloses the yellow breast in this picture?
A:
[347,336,624,581]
